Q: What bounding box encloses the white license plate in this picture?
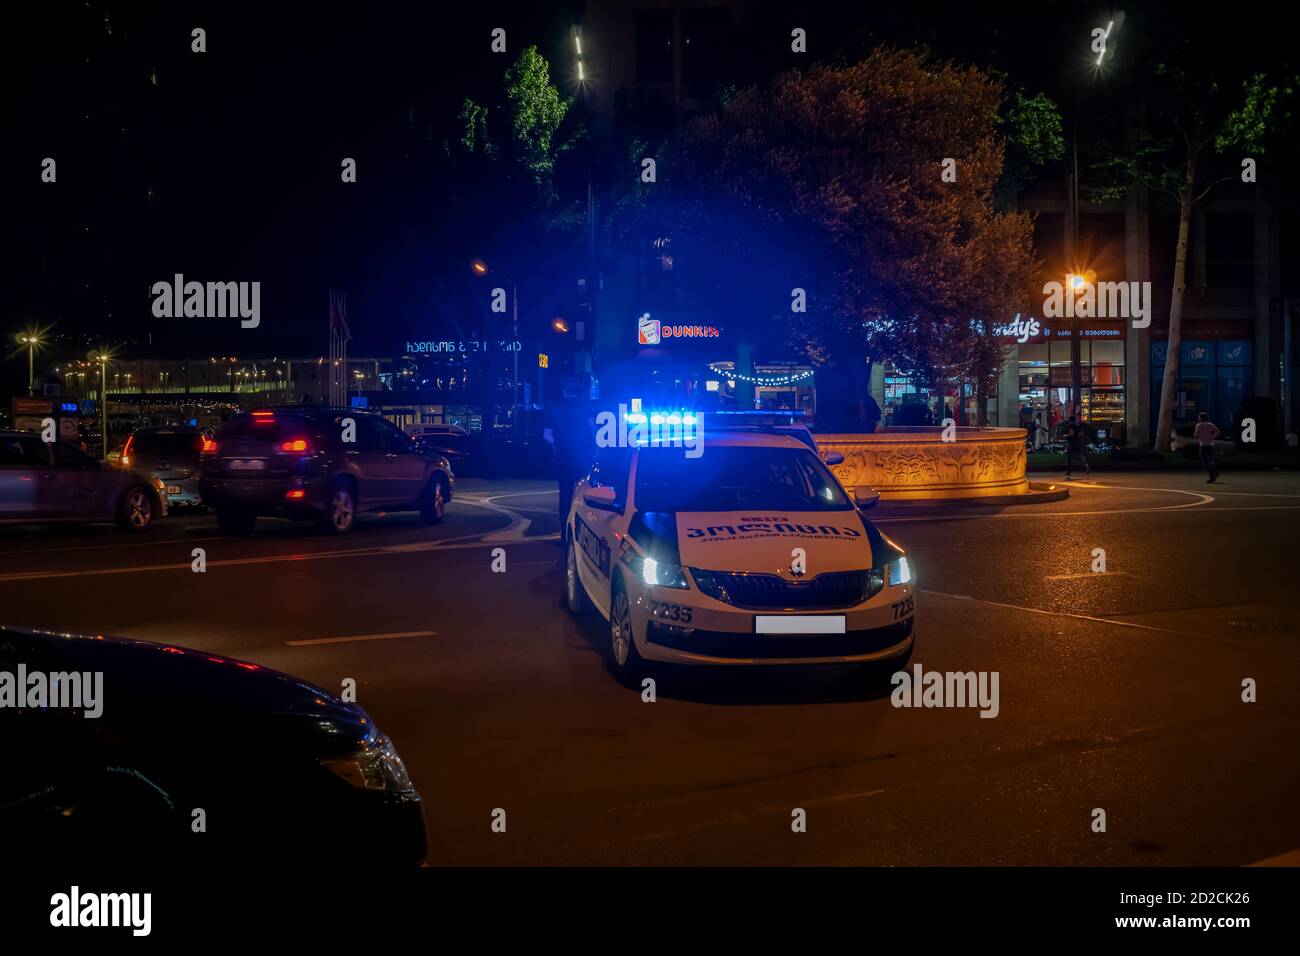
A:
[227,459,265,472]
[754,615,846,635]
[166,485,182,494]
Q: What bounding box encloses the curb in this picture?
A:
[875,481,1069,508]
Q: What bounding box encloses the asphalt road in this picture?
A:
[3,471,1299,866]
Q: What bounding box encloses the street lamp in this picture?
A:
[1068,17,1120,429]
[470,258,520,427]
[17,333,40,395]
[88,349,114,459]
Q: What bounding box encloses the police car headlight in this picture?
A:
[641,556,689,590]
[887,556,913,586]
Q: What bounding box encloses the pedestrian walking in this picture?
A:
[1064,418,1090,479]
[1194,411,1221,483]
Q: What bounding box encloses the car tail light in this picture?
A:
[285,488,306,499]
[278,439,310,453]
[121,435,134,467]
[200,437,218,455]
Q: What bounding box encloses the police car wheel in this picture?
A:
[564,538,593,614]
[607,580,645,686]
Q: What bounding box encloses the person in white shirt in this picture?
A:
[1193,412,1221,483]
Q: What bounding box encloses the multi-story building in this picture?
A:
[582,0,1298,445]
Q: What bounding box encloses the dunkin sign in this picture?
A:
[637,312,720,345]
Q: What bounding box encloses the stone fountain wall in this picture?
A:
[818,427,1029,500]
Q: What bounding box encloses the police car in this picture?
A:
[562,427,915,685]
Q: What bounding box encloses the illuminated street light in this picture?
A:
[1096,19,1114,67]
[88,348,115,459]
[470,258,521,422]
[17,332,41,395]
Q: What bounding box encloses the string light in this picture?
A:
[707,363,814,386]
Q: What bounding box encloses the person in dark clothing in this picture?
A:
[1064,417,1090,479]
[864,394,882,433]
[544,380,597,530]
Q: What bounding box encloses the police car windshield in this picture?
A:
[634,445,852,512]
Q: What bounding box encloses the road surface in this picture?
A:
[2,472,1298,865]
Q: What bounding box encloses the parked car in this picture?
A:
[414,430,491,477]
[0,625,426,864]
[200,407,454,535]
[0,431,167,531]
[120,426,214,509]
[405,422,469,441]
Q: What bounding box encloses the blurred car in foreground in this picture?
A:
[200,407,454,535]
[0,431,166,531]
[120,425,214,509]
[0,625,427,864]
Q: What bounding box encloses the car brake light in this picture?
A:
[200,437,218,455]
[285,488,306,499]
[121,435,134,467]
[279,439,310,452]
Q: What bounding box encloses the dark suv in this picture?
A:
[200,407,454,535]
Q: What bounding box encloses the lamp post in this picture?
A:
[575,28,595,376]
[18,334,40,395]
[471,258,520,428]
[1068,17,1118,427]
[89,351,111,459]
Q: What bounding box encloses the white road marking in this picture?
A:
[0,532,563,583]
[917,589,1256,647]
[1044,571,1128,581]
[456,494,534,541]
[1188,490,1300,498]
[0,534,226,558]
[287,630,436,647]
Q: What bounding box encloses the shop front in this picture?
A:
[875,318,1128,442]
[1149,323,1253,435]
[1016,328,1127,446]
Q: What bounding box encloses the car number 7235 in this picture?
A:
[650,602,693,624]
[891,596,914,620]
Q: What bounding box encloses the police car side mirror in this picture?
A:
[853,487,880,510]
[822,450,845,466]
[582,485,619,510]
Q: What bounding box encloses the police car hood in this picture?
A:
[674,510,876,572]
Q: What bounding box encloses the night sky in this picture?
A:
[4,1,1296,384]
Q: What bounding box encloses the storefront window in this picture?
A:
[1017,337,1127,446]
[1150,338,1252,434]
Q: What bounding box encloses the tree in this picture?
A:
[455,46,574,208]
[1087,51,1290,452]
[623,49,1041,429]
[443,45,584,318]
